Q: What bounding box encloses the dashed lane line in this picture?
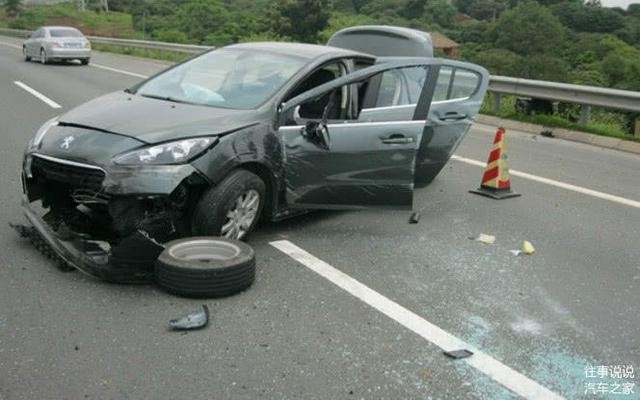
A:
[14,81,62,109]
[89,63,148,79]
[451,155,640,209]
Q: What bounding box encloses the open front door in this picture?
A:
[359,59,489,186]
[278,60,439,210]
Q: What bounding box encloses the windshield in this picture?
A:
[50,29,83,38]
[134,49,308,110]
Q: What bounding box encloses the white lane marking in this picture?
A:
[270,240,565,400]
[90,63,148,79]
[13,81,61,109]
[0,41,21,49]
[451,155,640,209]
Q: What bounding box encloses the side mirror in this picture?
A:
[301,121,330,150]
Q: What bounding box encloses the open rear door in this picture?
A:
[358,59,489,186]
[277,60,440,210]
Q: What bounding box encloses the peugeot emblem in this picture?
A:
[60,136,75,150]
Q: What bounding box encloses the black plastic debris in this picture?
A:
[443,349,474,359]
[9,222,74,272]
[409,211,421,224]
[540,130,555,138]
[169,305,210,331]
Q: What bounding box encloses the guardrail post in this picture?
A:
[579,105,591,125]
[635,118,640,138]
[492,93,502,114]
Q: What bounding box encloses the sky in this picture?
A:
[600,0,639,8]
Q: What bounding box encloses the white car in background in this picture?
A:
[23,26,91,65]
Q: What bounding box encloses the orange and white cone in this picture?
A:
[469,127,521,200]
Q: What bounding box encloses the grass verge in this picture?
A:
[481,93,640,143]
[91,43,192,63]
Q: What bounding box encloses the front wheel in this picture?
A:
[81,58,90,65]
[191,169,265,241]
[40,48,47,64]
[23,47,31,61]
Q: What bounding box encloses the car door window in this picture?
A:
[284,61,347,121]
[374,66,427,107]
[433,67,481,102]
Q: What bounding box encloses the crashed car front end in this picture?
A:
[19,121,211,283]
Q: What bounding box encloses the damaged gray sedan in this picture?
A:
[18,26,489,282]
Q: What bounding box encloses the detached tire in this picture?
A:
[155,237,255,298]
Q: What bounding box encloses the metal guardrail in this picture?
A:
[0,27,211,54]
[489,76,640,125]
[1,27,638,127]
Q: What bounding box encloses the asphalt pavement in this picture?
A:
[0,36,639,400]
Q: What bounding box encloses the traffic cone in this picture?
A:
[469,127,521,200]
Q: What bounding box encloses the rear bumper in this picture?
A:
[21,197,162,283]
[48,48,91,59]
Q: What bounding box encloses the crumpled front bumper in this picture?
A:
[20,197,164,283]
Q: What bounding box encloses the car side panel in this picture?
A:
[189,123,287,219]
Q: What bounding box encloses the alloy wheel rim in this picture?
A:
[220,190,260,240]
[40,50,45,64]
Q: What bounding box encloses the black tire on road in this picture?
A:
[191,169,265,241]
[23,47,31,61]
[81,58,90,65]
[155,237,256,298]
[40,48,47,64]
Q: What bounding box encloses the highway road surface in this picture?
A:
[0,36,639,399]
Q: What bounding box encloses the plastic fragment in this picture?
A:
[169,305,210,331]
[521,240,535,255]
[510,250,523,256]
[469,233,496,244]
[443,349,474,359]
[540,130,555,138]
[408,211,421,224]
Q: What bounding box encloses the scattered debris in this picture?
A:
[521,240,536,255]
[9,222,74,272]
[169,305,210,331]
[443,349,474,360]
[408,211,421,224]
[510,249,523,256]
[469,233,496,244]
[540,130,555,138]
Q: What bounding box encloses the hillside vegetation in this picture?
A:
[2,0,639,137]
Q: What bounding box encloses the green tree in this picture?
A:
[516,55,570,81]
[318,11,376,42]
[628,4,640,17]
[4,0,21,17]
[493,1,565,56]
[267,0,332,43]
[175,0,229,43]
[351,0,371,12]
[469,48,522,75]
[424,0,456,28]
[551,2,624,33]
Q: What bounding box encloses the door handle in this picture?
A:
[381,134,414,144]
[440,112,467,121]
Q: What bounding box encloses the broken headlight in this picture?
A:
[113,137,217,165]
[29,116,59,150]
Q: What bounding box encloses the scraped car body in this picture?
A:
[19,26,489,282]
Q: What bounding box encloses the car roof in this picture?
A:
[41,26,82,31]
[225,41,372,61]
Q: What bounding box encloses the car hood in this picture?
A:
[59,91,264,144]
